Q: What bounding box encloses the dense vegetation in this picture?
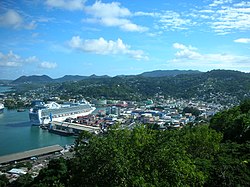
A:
[210,99,250,143]
[9,70,250,102]
[50,70,250,102]
[1,100,249,186]
[4,70,250,109]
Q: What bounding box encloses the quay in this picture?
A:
[0,145,63,164]
[51,121,100,134]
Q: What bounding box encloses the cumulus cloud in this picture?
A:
[234,38,250,44]
[0,51,56,69]
[84,1,148,32]
[39,61,57,69]
[0,51,25,67]
[68,36,148,60]
[172,43,250,69]
[45,0,85,10]
[0,9,36,30]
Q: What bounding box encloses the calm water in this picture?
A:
[0,109,75,156]
[0,86,12,93]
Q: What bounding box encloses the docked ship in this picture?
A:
[0,103,4,114]
[29,100,96,126]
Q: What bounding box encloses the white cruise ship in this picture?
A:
[0,103,4,114]
[29,100,96,126]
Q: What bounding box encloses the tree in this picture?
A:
[10,174,33,187]
[31,158,68,187]
[0,175,9,187]
[182,107,201,117]
[69,125,206,186]
[210,101,250,143]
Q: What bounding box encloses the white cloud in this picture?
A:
[171,43,250,69]
[25,56,39,63]
[0,51,56,69]
[134,11,160,17]
[39,61,57,69]
[209,0,232,7]
[197,0,250,34]
[234,38,250,44]
[84,1,147,32]
[0,51,23,67]
[68,36,148,60]
[84,1,131,18]
[45,0,85,11]
[158,11,194,31]
[0,9,36,30]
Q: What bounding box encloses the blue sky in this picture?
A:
[0,0,250,79]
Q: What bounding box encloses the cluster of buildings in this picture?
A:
[53,97,225,134]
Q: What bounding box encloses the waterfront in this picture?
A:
[0,86,12,93]
[0,109,75,156]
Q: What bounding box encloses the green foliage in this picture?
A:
[31,158,68,187]
[206,142,250,187]
[0,175,9,187]
[240,99,250,113]
[182,107,201,117]
[69,125,226,186]
[10,174,33,187]
[4,99,27,110]
[15,70,249,103]
[210,100,250,143]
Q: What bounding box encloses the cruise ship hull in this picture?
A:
[29,103,96,126]
[0,104,4,114]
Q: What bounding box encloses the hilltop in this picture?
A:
[10,69,201,84]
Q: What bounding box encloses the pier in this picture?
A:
[51,121,100,134]
[0,145,63,164]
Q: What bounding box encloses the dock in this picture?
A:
[51,121,100,134]
[0,145,63,164]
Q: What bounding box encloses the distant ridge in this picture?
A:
[11,75,53,84]
[10,69,248,84]
[11,74,110,84]
[139,70,201,77]
[54,74,110,82]
[54,75,89,82]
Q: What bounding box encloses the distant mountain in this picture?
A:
[45,69,249,104]
[55,74,110,82]
[139,70,201,77]
[89,74,110,79]
[10,69,248,85]
[54,75,89,82]
[12,74,111,84]
[11,75,53,84]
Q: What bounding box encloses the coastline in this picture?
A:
[0,109,75,157]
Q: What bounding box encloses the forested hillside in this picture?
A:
[3,100,249,187]
[48,70,250,103]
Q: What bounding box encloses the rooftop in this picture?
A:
[0,145,63,164]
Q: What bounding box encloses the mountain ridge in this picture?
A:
[10,70,202,84]
[8,69,249,84]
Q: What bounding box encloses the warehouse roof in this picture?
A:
[0,144,63,164]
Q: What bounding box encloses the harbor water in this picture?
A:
[0,109,75,156]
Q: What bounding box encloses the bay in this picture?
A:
[0,109,75,156]
[0,86,12,93]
